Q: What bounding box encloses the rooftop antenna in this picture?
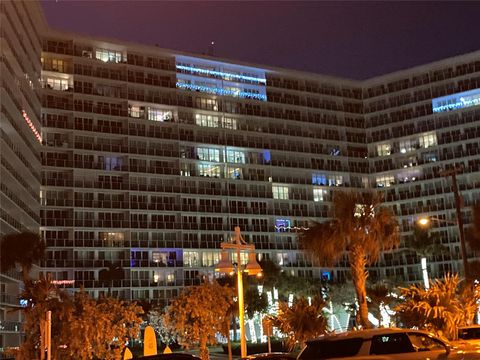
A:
[208,41,215,56]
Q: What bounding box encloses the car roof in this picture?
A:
[136,353,201,360]
[458,325,480,330]
[306,328,433,343]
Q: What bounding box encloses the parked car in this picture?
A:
[451,325,480,351]
[242,352,296,360]
[297,327,480,359]
[136,353,201,360]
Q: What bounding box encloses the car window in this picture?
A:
[459,328,480,340]
[408,333,446,352]
[370,333,415,355]
[299,338,363,359]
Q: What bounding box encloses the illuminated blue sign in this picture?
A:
[176,65,266,84]
[176,82,267,101]
[432,88,480,113]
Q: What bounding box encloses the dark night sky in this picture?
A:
[40,1,480,80]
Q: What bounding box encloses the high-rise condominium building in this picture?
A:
[0,0,46,349]
[39,25,480,303]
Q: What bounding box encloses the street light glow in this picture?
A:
[418,217,430,226]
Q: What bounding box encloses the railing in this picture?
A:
[0,321,22,333]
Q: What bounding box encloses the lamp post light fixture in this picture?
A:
[417,215,469,279]
[215,226,262,358]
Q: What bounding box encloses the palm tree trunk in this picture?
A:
[350,245,371,329]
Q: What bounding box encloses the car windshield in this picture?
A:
[459,328,480,340]
[299,338,363,359]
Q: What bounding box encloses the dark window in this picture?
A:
[299,338,363,359]
[370,333,414,355]
[459,327,480,340]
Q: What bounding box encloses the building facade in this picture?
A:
[39,25,480,305]
[0,0,46,350]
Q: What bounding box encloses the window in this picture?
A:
[197,147,220,162]
[407,333,446,352]
[399,139,416,153]
[198,164,221,177]
[44,77,69,91]
[299,338,363,359]
[377,143,391,156]
[147,108,172,122]
[95,48,123,63]
[313,188,326,202]
[226,150,245,164]
[275,219,291,232]
[99,232,124,247]
[227,167,242,179]
[327,175,343,186]
[370,333,414,355]
[52,59,65,72]
[376,175,395,187]
[195,114,219,128]
[312,174,327,185]
[419,132,437,148]
[272,185,289,200]
[129,106,143,118]
[184,251,200,267]
[152,251,167,265]
[223,117,237,130]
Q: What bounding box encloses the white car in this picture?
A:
[451,326,480,351]
[297,328,480,359]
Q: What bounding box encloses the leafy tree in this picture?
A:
[17,276,143,360]
[0,231,45,283]
[299,191,399,328]
[164,280,235,360]
[244,287,268,319]
[395,273,480,340]
[405,222,448,287]
[270,297,327,351]
[366,282,398,327]
[147,309,178,346]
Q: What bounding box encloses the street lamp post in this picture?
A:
[417,215,468,278]
[439,167,469,279]
[215,227,262,358]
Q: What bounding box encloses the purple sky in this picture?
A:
[41,1,480,80]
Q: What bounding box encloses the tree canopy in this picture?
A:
[1,231,45,282]
[164,280,235,360]
[299,191,399,328]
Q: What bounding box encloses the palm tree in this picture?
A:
[299,191,399,328]
[0,231,46,283]
[406,222,448,288]
[271,296,327,351]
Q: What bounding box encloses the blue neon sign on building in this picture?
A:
[432,88,480,113]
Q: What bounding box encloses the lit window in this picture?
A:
[95,48,123,63]
[272,185,289,200]
[152,252,167,265]
[44,77,69,91]
[226,150,245,164]
[377,143,391,156]
[197,147,220,162]
[129,106,143,118]
[147,108,172,122]
[399,139,416,153]
[312,174,327,185]
[327,175,343,186]
[99,232,124,246]
[184,251,200,267]
[195,114,219,128]
[227,167,242,179]
[419,132,437,148]
[223,117,237,130]
[313,188,326,202]
[198,164,221,177]
[376,175,395,188]
[275,219,291,232]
